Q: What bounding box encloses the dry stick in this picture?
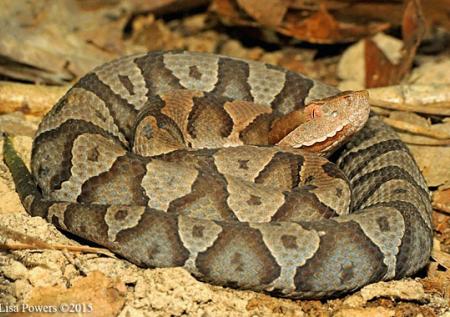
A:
[370,99,450,116]
[368,84,450,114]
[398,133,450,146]
[0,81,68,116]
[431,248,450,270]
[1,242,112,255]
[383,117,450,140]
[0,226,114,257]
[337,87,450,142]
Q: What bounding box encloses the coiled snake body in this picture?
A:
[4,51,432,298]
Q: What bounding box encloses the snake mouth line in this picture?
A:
[300,123,347,147]
[301,123,352,152]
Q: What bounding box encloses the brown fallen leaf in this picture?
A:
[432,211,449,235]
[290,0,450,32]
[422,268,450,303]
[282,4,340,43]
[433,189,450,214]
[425,241,450,301]
[211,0,390,44]
[281,4,389,44]
[365,38,397,88]
[128,14,183,52]
[236,0,288,27]
[19,271,126,317]
[365,0,425,87]
[210,0,259,27]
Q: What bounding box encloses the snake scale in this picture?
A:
[4,51,433,299]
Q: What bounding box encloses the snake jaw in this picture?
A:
[276,90,370,154]
[301,122,346,146]
[300,124,352,153]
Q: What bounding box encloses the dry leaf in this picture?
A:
[236,0,288,27]
[432,241,450,270]
[0,81,68,116]
[408,145,450,188]
[20,271,126,317]
[410,60,450,85]
[0,1,130,84]
[282,5,340,43]
[423,255,450,302]
[210,0,259,27]
[129,14,183,51]
[211,0,390,44]
[280,5,389,44]
[365,0,425,87]
[365,38,397,88]
[433,189,450,214]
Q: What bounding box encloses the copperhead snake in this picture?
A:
[3,51,433,299]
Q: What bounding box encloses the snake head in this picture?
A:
[272,90,370,155]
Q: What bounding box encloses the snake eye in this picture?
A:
[331,111,338,118]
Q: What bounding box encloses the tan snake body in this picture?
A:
[3,51,433,298]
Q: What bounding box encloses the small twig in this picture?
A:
[371,99,450,116]
[368,84,450,116]
[0,81,68,116]
[1,242,111,255]
[398,133,450,146]
[0,226,114,257]
[383,117,450,140]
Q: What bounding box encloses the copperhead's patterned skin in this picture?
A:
[5,51,433,298]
